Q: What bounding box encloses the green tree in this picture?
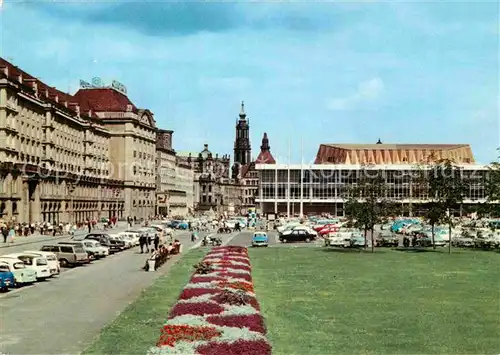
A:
[425,158,468,253]
[344,166,395,252]
[486,148,500,208]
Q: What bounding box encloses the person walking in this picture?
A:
[154,233,160,252]
[1,225,8,243]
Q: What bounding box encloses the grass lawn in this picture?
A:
[83,249,207,355]
[250,247,500,355]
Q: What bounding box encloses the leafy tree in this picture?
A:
[424,158,468,253]
[486,148,500,208]
[344,166,396,252]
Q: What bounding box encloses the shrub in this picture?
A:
[194,261,214,274]
[212,290,250,307]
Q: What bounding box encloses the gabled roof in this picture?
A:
[74,88,138,113]
[255,150,276,164]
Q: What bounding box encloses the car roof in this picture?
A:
[24,250,55,255]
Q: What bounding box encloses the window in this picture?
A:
[60,246,73,253]
[36,259,48,266]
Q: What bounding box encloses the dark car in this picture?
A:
[279,229,316,243]
[376,232,399,247]
[82,233,125,253]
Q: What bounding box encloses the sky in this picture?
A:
[0,0,499,164]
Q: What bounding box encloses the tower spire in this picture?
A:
[239,100,246,120]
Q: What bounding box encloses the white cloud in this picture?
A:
[326,77,384,111]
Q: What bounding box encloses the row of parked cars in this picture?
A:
[0,227,159,291]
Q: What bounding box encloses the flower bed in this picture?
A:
[149,246,272,355]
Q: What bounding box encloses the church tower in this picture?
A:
[233,101,251,166]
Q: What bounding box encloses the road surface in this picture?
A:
[0,230,238,354]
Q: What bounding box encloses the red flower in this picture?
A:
[169,302,225,318]
[157,325,221,347]
[206,314,267,334]
[224,264,252,272]
[196,339,272,355]
[218,281,254,293]
[219,272,252,282]
[179,288,220,300]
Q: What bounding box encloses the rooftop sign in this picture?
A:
[79,77,127,95]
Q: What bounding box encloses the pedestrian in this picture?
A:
[191,230,197,243]
[1,226,8,243]
[154,234,160,251]
[139,235,146,253]
[87,220,91,233]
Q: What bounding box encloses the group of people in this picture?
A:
[143,239,182,271]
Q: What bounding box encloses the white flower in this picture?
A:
[177,293,216,304]
[184,282,219,289]
[220,304,259,316]
[214,326,267,343]
[166,314,211,327]
[148,340,205,355]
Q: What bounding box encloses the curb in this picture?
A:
[0,235,71,249]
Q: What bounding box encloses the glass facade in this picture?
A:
[258,166,489,203]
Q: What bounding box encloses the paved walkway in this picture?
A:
[0,230,239,355]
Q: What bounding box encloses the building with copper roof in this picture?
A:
[315,140,475,165]
[0,57,169,223]
[255,140,489,217]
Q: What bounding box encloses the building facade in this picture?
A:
[257,143,489,217]
[0,57,171,224]
[155,129,176,216]
[0,58,126,224]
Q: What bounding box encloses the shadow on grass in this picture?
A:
[319,247,387,254]
[394,247,446,253]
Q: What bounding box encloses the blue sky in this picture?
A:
[1,1,498,163]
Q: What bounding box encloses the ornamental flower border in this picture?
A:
[149,246,272,355]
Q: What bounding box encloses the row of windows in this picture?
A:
[260,169,489,183]
[260,183,487,200]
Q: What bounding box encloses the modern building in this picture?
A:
[155,129,177,216]
[173,159,195,216]
[256,142,488,217]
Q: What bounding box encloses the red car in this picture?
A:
[319,225,340,236]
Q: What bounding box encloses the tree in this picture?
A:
[344,166,395,252]
[424,158,468,253]
[486,148,500,208]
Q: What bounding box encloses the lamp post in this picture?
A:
[67,182,76,223]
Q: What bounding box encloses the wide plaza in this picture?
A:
[81,231,499,355]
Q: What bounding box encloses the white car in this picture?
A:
[119,232,139,247]
[0,254,51,280]
[24,250,60,275]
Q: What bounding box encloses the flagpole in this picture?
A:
[274,149,278,215]
[300,136,304,218]
[287,139,291,218]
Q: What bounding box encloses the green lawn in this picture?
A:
[83,249,207,355]
[250,248,500,355]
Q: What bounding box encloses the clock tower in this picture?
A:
[233,101,252,166]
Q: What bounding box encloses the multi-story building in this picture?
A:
[0,58,125,224]
[177,144,232,213]
[74,89,157,220]
[256,142,488,217]
[0,57,163,223]
[174,159,195,215]
[155,129,176,216]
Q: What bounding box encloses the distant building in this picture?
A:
[256,141,488,217]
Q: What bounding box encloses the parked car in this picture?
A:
[279,229,316,243]
[252,232,269,247]
[376,232,399,247]
[24,251,60,275]
[40,244,89,267]
[0,265,15,291]
[59,240,108,260]
[324,235,351,248]
[0,259,37,286]
[0,254,51,280]
[80,233,124,253]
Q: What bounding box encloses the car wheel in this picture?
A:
[282,238,287,243]
[305,237,311,243]
[59,258,69,268]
